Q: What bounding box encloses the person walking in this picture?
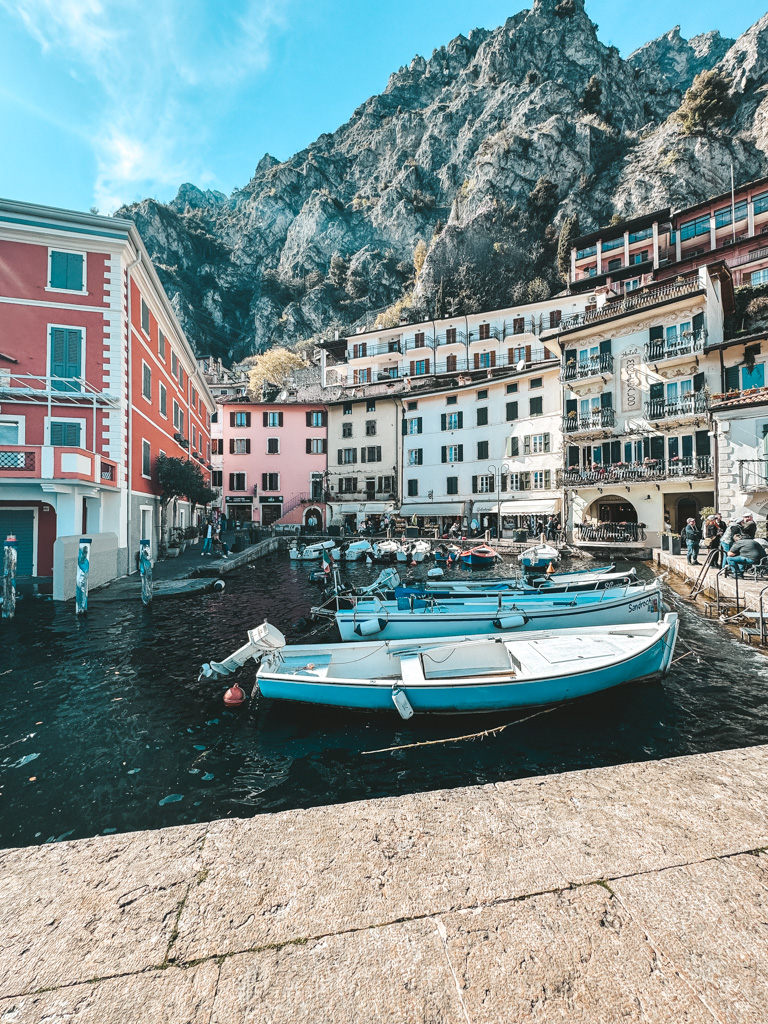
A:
[201,520,213,555]
[682,517,701,564]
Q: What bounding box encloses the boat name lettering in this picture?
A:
[628,596,658,613]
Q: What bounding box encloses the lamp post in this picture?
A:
[487,462,512,540]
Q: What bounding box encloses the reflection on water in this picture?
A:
[1,555,768,848]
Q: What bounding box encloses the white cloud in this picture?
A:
[0,0,288,210]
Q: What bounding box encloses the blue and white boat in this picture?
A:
[327,580,663,641]
[519,544,560,569]
[214,615,679,717]
[393,568,637,601]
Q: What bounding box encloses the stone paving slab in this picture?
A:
[0,824,207,998]
[1,746,768,1021]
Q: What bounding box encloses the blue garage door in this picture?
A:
[0,510,35,576]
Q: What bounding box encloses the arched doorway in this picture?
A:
[304,506,323,532]
[579,495,640,543]
[585,495,638,524]
[675,497,699,533]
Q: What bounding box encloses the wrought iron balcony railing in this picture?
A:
[562,408,616,432]
[575,522,646,544]
[561,353,614,382]
[644,391,708,420]
[644,328,706,362]
[559,456,712,487]
[739,460,768,490]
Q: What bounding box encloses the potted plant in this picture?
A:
[670,533,682,556]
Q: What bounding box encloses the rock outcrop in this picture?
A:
[118,0,768,362]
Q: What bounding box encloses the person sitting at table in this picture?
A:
[726,536,765,577]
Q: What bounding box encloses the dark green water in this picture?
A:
[1,556,767,848]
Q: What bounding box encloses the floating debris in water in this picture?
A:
[202,773,214,781]
[103,828,117,833]
[158,793,183,805]
[194,744,206,750]
[189,768,200,774]
[205,719,219,726]
[127,768,140,775]
[10,753,39,769]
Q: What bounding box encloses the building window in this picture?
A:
[261,473,279,491]
[339,477,357,493]
[474,475,494,493]
[140,299,150,334]
[530,397,543,416]
[715,200,748,228]
[477,407,488,426]
[414,332,425,347]
[342,422,353,438]
[529,377,542,389]
[353,368,371,384]
[479,323,490,340]
[232,438,250,455]
[446,354,458,372]
[751,268,768,286]
[631,250,649,265]
[361,446,381,463]
[158,330,166,360]
[680,215,710,241]
[413,360,428,375]
[192,425,197,451]
[365,420,377,436]
[49,250,84,291]
[601,237,624,252]
[407,479,418,497]
[267,438,280,454]
[377,476,394,493]
[212,470,223,487]
[142,362,152,401]
[533,471,552,489]
[506,401,518,421]
[142,439,151,478]
[506,382,518,394]
[477,389,488,400]
[446,395,457,405]
[171,351,178,379]
[310,411,324,427]
[407,401,418,410]
[447,476,458,495]
[49,420,81,446]
[607,258,622,272]
[49,326,83,390]
[408,418,422,434]
[442,444,463,463]
[477,440,489,460]
[446,327,457,344]
[229,473,246,491]
[159,383,167,418]
[340,448,357,464]
[366,399,376,412]
[408,449,423,466]
[309,438,325,454]
[266,412,282,427]
[528,433,551,454]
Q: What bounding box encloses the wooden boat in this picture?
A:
[206,615,679,717]
[327,580,663,641]
[519,544,560,569]
[434,544,461,564]
[289,539,336,561]
[460,543,499,566]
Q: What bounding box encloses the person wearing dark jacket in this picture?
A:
[682,517,701,564]
[740,516,757,539]
[726,537,765,576]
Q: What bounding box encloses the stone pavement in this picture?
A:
[1,745,767,1022]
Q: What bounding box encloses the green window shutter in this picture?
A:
[506,401,518,421]
[544,471,551,488]
[649,382,664,401]
[649,326,664,342]
[50,327,81,391]
[509,437,519,457]
[441,413,447,431]
[599,338,612,354]
[441,446,447,463]
[600,392,612,409]
[695,430,711,457]
[457,411,463,428]
[402,418,407,435]
[567,445,579,467]
[417,449,423,465]
[417,417,422,433]
[50,252,68,288]
[472,476,478,493]
[67,253,83,290]
[523,435,531,455]
[65,329,81,379]
[693,372,705,393]
[650,436,664,461]
[724,365,739,391]
[457,444,463,462]
[668,437,679,460]
[51,327,67,378]
[682,435,693,459]
[50,422,63,446]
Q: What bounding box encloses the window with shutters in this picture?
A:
[267,412,281,427]
[506,436,519,458]
[158,330,166,360]
[49,250,85,291]
[477,440,489,460]
[506,382,518,394]
[477,475,494,493]
[212,470,223,487]
[407,479,418,497]
[533,471,551,490]
[408,418,422,434]
[171,351,178,379]
[447,412,462,430]
[343,403,353,415]
[233,439,249,455]
[443,444,463,463]
[232,411,251,427]
[354,368,371,383]
[140,299,150,335]
[309,438,325,454]
[446,354,457,372]
[531,434,550,453]
[414,332,425,348]
[530,377,543,389]
[477,407,488,426]
[413,360,428,375]
[479,323,490,340]
[142,439,151,478]
[408,449,423,466]
[49,326,83,391]
[377,476,393,493]
[142,362,152,402]
[530,397,543,416]
[352,343,367,359]
[229,473,246,491]
[173,401,180,429]
[342,422,353,438]
[446,327,457,344]
[310,411,324,426]
[261,473,279,491]
[362,446,382,463]
[477,351,493,368]
[506,401,518,421]
[339,477,357,493]
[267,438,279,454]
[192,425,197,451]
[447,476,458,495]
[159,383,167,418]
[341,448,357,464]
[365,420,377,436]
[49,420,82,447]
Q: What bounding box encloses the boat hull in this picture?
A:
[256,618,678,714]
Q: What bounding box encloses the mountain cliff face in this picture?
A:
[119,0,768,362]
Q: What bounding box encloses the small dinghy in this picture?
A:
[519,544,560,569]
[371,540,403,562]
[460,544,499,566]
[289,539,336,562]
[411,539,432,563]
[343,540,373,562]
[201,616,679,717]
[434,544,461,565]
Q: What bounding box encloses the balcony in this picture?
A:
[0,372,120,408]
[562,408,616,435]
[0,446,120,487]
[644,391,708,422]
[575,522,646,545]
[434,330,467,348]
[644,328,706,364]
[560,457,713,488]
[348,340,402,359]
[561,353,614,385]
[739,460,768,491]
[558,278,703,333]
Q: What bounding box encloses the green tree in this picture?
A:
[529,176,558,216]
[580,76,602,115]
[156,455,211,554]
[329,253,349,289]
[556,215,580,282]
[675,71,737,135]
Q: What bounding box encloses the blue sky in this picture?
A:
[0,0,765,214]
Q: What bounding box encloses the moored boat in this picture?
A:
[200,615,679,717]
[392,569,637,601]
[411,539,432,563]
[289,539,337,561]
[460,543,499,566]
[519,544,560,569]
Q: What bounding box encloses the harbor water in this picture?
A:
[1,555,768,848]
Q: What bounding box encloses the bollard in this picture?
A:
[2,535,17,620]
[75,537,91,616]
[139,538,153,606]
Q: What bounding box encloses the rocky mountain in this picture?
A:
[119,0,768,363]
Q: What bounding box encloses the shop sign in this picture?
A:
[227,496,254,504]
[259,496,283,504]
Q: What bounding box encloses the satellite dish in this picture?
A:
[516,359,526,372]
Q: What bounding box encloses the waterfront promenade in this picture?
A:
[1,744,767,1022]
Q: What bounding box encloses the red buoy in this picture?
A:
[223,684,246,706]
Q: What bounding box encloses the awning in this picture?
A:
[499,499,559,515]
[335,501,396,515]
[399,503,463,516]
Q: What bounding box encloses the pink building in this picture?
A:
[221,400,328,527]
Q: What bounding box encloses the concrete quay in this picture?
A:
[2,745,768,1022]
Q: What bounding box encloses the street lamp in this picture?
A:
[487,462,512,540]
